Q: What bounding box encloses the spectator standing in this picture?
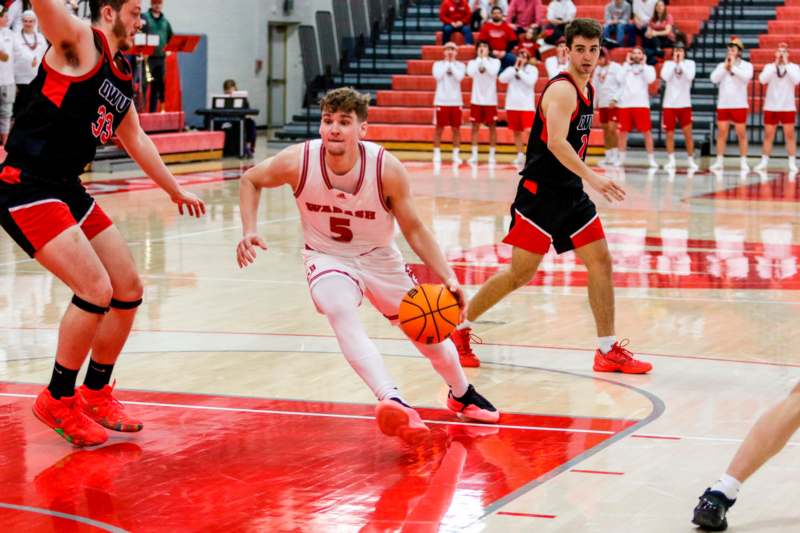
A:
[755,43,800,173]
[544,0,576,44]
[432,42,466,165]
[615,47,657,168]
[441,0,473,45]
[12,9,45,117]
[478,6,518,69]
[592,47,623,165]
[545,36,569,78]
[499,48,537,164]
[603,0,632,47]
[0,5,14,144]
[709,37,753,172]
[660,42,698,171]
[643,0,674,65]
[466,41,501,164]
[142,0,173,113]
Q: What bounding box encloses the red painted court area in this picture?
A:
[0,383,637,531]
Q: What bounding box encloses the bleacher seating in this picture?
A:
[361,0,719,152]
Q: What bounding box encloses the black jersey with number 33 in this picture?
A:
[4,28,134,182]
[520,72,594,189]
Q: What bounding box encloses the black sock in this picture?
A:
[83,360,115,390]
[48,362,79,399]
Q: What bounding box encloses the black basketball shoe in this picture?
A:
[692,488,735,531]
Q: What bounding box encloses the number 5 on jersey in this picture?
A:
[330,217,353,242]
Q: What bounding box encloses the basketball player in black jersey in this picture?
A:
[450,19,653,374]
[0,0,206,446]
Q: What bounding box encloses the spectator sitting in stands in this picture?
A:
[632,0,656,46]
[643,0,674,65]
[478,6,518,69]
[507,0,543,35]
[223,79,257,159]
[603,0,633,48]
[466,40,501,164]
[543,0,575,45]
[516,24,541,64]
[440,0,473,45]
[12,9,45,117]
[545,36,569,79]
[470,0,508,32]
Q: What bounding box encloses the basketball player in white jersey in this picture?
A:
[236,87,499,445]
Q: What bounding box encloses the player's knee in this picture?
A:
[115,272,144,302]
[510,263,538,289]
[75,275,113,309]
[586,250,614,276]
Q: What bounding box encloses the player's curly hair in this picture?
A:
[90,0,128,22]
[565,18,602,48]
[319,87,371,122]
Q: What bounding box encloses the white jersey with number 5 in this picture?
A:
[295,139,397,257]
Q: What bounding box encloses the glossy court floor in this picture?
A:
[1,146,799,532]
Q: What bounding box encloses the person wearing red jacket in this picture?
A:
[441,0,474,44]
[478,6,518,68]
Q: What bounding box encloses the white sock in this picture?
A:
[456,320,473,331]
[598,336,617,354]
[610,148,618,158]
[618,151,626,164]
[452,148,460,158]
[489,147,496,158]
[760,155,768,164]
[471,145,478,157]
[741,156,749,165]
[312,277,399,401]
[711,473,741,501]
[688,156,696,165]
[433,148,441,159]
[517,151,524,160]
[414,340,469,397]
[668,153,676,162]
[716,155,724,164]
[648,153,657,163]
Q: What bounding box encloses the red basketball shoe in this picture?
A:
[593,340,653,374]
[447,385,500,423]
[32,388,108,447]
[375,398,430,445]
[78,383,143,432]
[450,327,481,368]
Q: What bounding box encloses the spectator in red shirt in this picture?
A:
[478,6,518,69]
[516,25,541,63]
[441,0,474,44]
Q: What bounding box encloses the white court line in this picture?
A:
[0,392,615,435]
[3,391,800,446]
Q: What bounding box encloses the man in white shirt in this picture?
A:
[660,43,698,171]
[755,43,800,173]
[433,42,467,165]
[12,10,47,118]
[545,0,576,43]
[592,47,623,165]
[614,47,657,167]
[0,6,14,145]
[498,48,538,165]
[710,37,753,171]
[466,40,501,164]
[545,36,569,79]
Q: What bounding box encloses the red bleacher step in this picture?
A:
[138,112,185,133]
[114,131,225,155]
[364,124,604,146]
[759,35,800,49]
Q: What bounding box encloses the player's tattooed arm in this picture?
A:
[542,81,626,203]
[236,144,302,268]
[381,152,467,311]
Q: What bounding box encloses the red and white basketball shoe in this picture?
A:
[450,327,481,368]
[593,340,653,374]
[375,398,430,445]
[33,388,108,447]
[447,385,500,423]
[78,383,143,432]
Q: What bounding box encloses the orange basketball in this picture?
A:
[398,284,461,344]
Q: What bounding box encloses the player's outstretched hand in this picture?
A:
[587,172,626,202]
[236,233,268,268]
[171,189,206,217]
